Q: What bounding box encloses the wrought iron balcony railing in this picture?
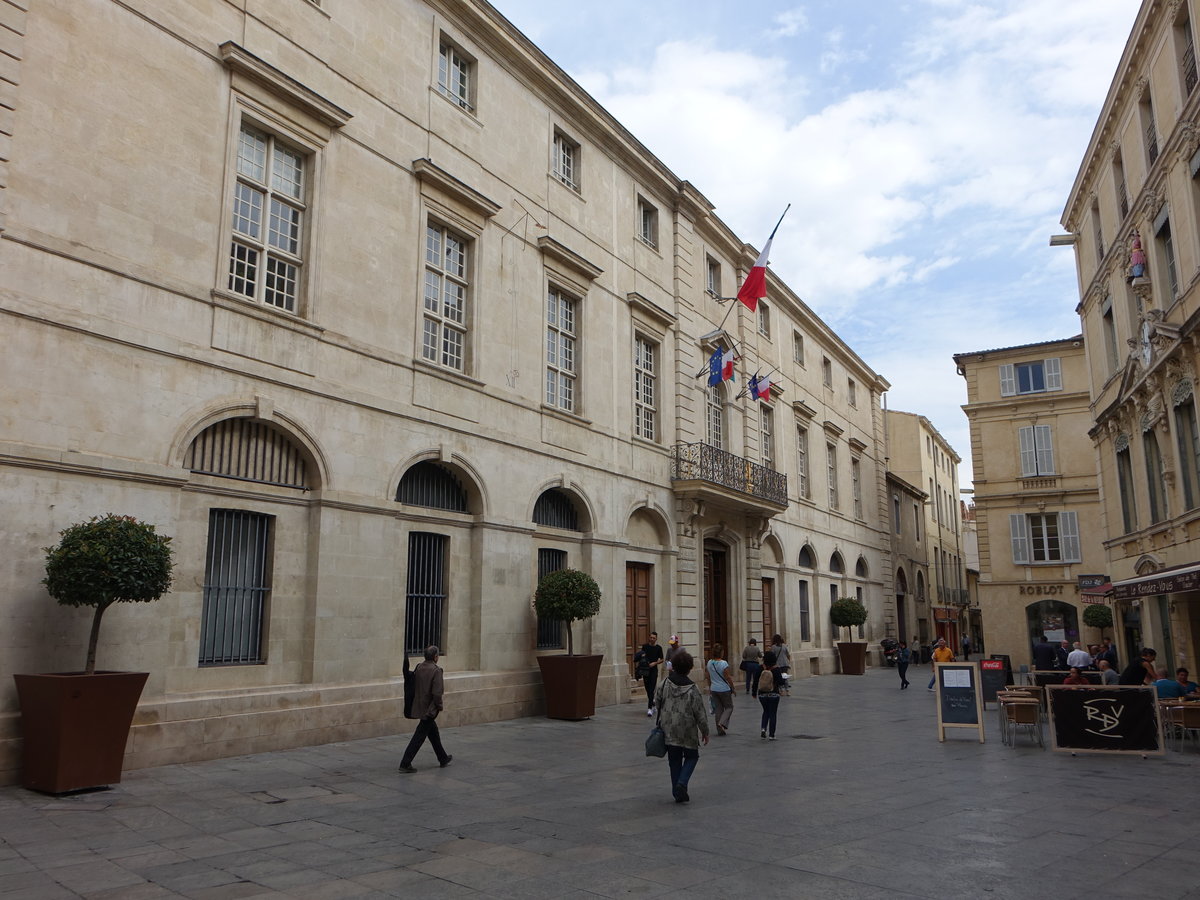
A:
[671,442,788,507]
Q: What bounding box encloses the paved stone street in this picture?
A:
[2,666,1198,899]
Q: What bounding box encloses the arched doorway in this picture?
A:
[1025,598,1078,650]
[703,538,730,656]
[895,567,909,640]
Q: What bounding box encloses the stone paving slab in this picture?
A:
[2,666,1199,899]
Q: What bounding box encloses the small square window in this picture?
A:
[553,130,580,191]
[638,197,658,249]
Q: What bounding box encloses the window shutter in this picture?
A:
[1000,364,1016,396]
[1044,358,1062,391]
[1010,514,1030,564]
[1035,425,1055,475]
[1059,511,1081,563]
[1018,426,1036,476]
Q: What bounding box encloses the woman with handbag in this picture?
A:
[757,650,781,740]
[653,650,709,802]
[704,644,735,735]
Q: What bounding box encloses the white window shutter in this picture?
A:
[1010,514,1030,564]
[1035,425,1055,475]
[1000,364,1016,396]
[1059,511,1081,562]
[1018,427,1036,476]
[1045,357,1062,391]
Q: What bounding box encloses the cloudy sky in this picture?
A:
[493,0,1138,491]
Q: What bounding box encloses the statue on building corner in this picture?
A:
[1128,231,1147,281]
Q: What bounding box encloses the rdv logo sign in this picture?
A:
[1083,698,1124,738]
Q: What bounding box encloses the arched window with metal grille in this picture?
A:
[533,488,580,531]
[185,417,311,489]
[397,461,468,511]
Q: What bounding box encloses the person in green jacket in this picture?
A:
[654,650,709,803]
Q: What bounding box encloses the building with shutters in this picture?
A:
[0,0,898,781]
[1060,0,1200,672]
[953,338,1108,666]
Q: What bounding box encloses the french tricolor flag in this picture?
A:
[708,347,736,386]
[736,205,790,313]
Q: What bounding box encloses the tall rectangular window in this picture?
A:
[758,303,771,338]
[1114,151,1130,220]
[796,425,810,498]
[793,331,805,365]
[822,357,833,387]
[706,384,724,450]
[913,502,921,540]
[1180,16,1198,96]
[405,531,447,653]
[537,548,566,649]
[1144,429,1167,524]
[637,197,658,248]
[798,580,811,643]
[552,130,580,191]
[827,442,839,510]
[1141,93,1159,165]
[1102,295,1119,374]
[829,584,839,639]
[1117,444,1137,533]
[1155,212,1179,299]
[545,288,578,412]
[438,39,473,110]
[199,509,272,665]
[1018,425,1055,476]
[423,223,469,371]
[228,124,306,313]
[634,336,657,441]
[851,458,863,519]
[706,256,721,296]
[1176,398,1200,511]
[760,406,774,469]
[847,379,857,407]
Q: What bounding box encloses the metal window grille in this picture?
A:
[397,461,467,511]
[536,548,566,649]
[1185,32,1197,95]
[405,532,446,654]
[199,510,271,665]
[186,418,310,488]
[533,489,580,531]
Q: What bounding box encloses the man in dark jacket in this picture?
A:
[1031,635,1057,670]
[398,645,452,773]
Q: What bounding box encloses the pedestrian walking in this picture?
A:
[398,645,453,773]
[961,633,971,661]
[927,637,955,691]
[705,644,735,735]
[770,634,792,694]
[637,631,665,717]
[741,637,764,696]
[654,650,709,803]
[757,650,781,739]
[896,640,912,689]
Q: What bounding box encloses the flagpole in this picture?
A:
[768,204,791,240]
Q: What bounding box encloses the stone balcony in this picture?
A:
[670,441,788,516]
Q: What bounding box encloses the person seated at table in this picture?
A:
[1154,667,1187,699]
[1062,666,1088,685]
[1097,659,1119,686]
[1174,668,1200,696]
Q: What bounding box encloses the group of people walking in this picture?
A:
[635,632,794,802]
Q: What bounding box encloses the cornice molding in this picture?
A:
[537,235,603,281]
[411,158,502,219]
[219,41,351,129]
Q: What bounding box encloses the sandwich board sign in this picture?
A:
[935,661,984,743]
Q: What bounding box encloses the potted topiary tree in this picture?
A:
[1082,603,1113,639]
[14,514,173,793]
[534,568,603,719]
[830,596,869,675]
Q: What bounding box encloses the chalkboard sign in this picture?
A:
[980,659,1007,705]
[1045,685,1163,755]
[935,662,985,742]
[989,654,1014,685]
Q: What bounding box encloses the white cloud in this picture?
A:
[767,7,809,39]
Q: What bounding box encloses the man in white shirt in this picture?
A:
[1065,642,1093,669]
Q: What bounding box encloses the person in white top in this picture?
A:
[1065,642,1093,669]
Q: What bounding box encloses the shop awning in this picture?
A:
[1080,582,1111,604]
[1111,563,1200,601]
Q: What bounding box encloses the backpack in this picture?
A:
[758,668,775,693]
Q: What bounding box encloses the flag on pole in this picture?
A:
[708,347,736,386]
[736,205,790,313]
[750,372,772,403]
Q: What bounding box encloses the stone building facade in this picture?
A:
[1061,0,1200,673]
[0,0,894,782]
[884,471,930,651]
[953,338,1108,666]
[883,411,967,648]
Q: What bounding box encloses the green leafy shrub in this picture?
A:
[43,514,174,673]
[829,596,868,642]
[1082,603,1113,632]
[534,568,601,655]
